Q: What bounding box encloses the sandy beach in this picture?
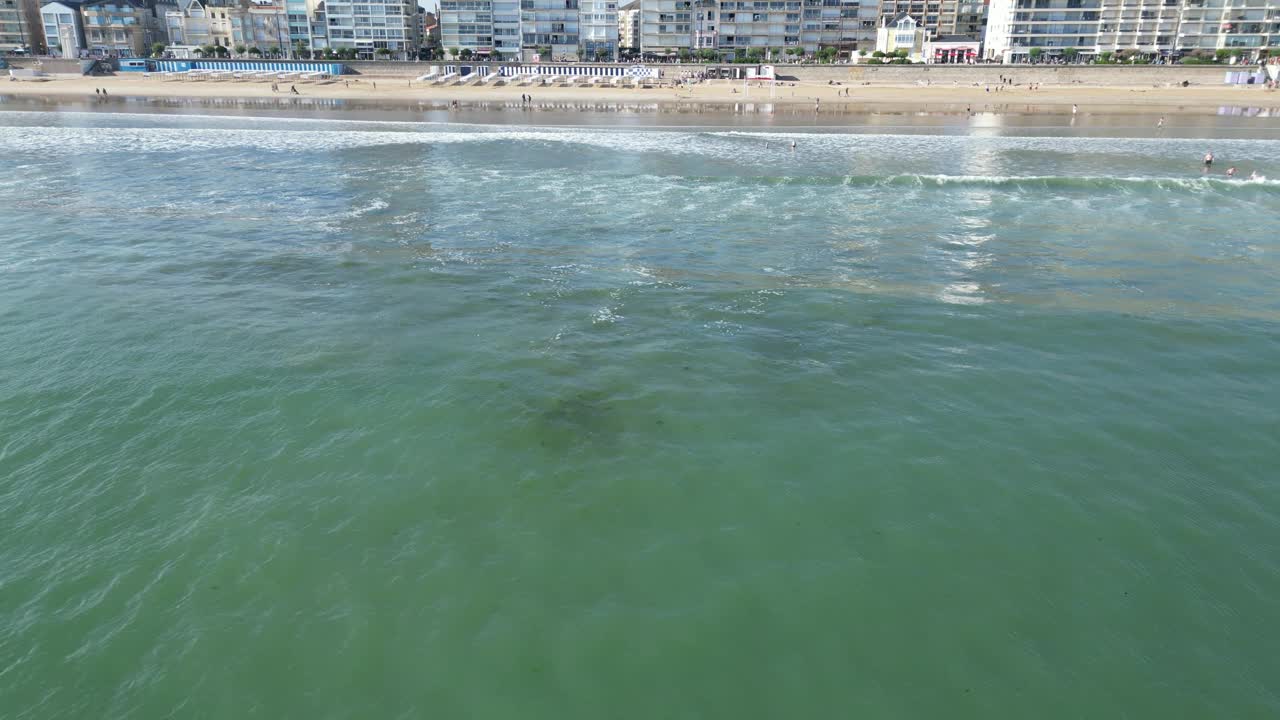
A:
[5,73,1280,115]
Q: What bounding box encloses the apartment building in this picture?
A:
[719,0,801,53]
[321,0,417,57]
[1178,0,1280,52]
[879,0,987,39]
[521,0,579,59]
[440,0,519,58]
[244,1,290,51]
[984,0,1099,59]
[81,0,168,55]
[165,0,253,51]
[617,0,637,49]
[41,0,85,56]
[937,0,987,37]
[1095,0,1179,55]
[579,0,616,58]
[638,0,875,58]
[0,0,42,52]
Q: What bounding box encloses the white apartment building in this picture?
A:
[617,0,637,48]
[640,0,876,58]
[718,0,803,54]
[41,0,85,56]
[521,0,580,59]
[1178,0,1280,53]
[579,0,617,58]
[638,0,691,53]
[986,0,1280,60]
[1095,0,1179,55]
[879,0,988,40]
[984,0,1101,60]
[320,0,416,57]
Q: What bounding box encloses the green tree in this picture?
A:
[698,48,717,61]
[150,42,166,57]
[450,47,461,59]
[894,48,908,59]
[199,45,216,58]
[871,50,885,58]
[1062,46,1077,62]
[1028,47,1043,61]
[234,44,246,56]
[679,48,692,61]
[1097,50,1113,63]
[459,48,474,60]
[594,48,608,62]
[248,46,263,56]
[376,47,392,58]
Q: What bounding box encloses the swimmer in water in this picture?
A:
[790,140,797,151]
[1249,170,1263,181]
[1203,151,1214,171]
[1226,166,1237,178]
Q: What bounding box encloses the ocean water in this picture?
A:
[1,110,1279,718]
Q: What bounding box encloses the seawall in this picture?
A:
[5,57,1242,87]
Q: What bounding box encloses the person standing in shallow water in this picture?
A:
[1203,151,1214,171]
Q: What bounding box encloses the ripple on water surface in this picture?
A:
[1,111,1279,719]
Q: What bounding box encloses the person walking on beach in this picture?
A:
[1157,116,1164,129]
[1072,103,1078,114]
[290,85,298,95]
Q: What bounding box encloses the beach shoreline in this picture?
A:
[5,74,1280,117]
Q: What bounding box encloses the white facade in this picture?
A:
[321,0,416,57]
[1178,0,1280,54]
[41,1,84,57]
[984,0,1101,60]
[617,0,638,48]
[875,13,924,56]
[1096,0,1179,55]
[579,0,617,58]
[520,0,580,59]
[639,0,691,53]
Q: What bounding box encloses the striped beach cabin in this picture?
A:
[149,60,345,75]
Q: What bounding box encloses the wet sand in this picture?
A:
[5,73,1280,116]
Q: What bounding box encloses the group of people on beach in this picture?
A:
[1203,151,1265,180]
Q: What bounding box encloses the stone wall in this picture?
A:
[6,58,87,75]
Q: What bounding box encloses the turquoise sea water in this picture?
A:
[2,110,1279,718]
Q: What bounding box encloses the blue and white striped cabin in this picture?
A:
[149,60,345,75]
